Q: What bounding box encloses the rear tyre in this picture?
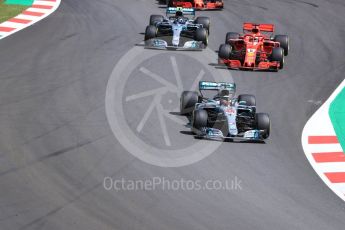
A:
[145,25,157,41]
[149,15,164,26]
[195,17,210,34]
[167,0,174,7]
[225,32,240,45]
[238,94,256,106]
[218,44,231,59]
[274,35,289,56]
[192,109,208,132]
[180,91,199,115]
[194,28,208,46]
[256,113,270,139]
[271,47,284,69]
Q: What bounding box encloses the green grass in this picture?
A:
[0,0,29,23]
[329,87,345,152]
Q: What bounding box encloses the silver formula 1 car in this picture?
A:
[144,7,209,50]
[180,81,270,142]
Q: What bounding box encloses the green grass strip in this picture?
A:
[329,87,345,153]
[0,0,29,23]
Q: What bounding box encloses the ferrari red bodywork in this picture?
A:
[169,0,224,10]
[219,23,284,71]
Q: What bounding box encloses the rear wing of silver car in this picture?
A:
[166,7,195,18]
[199,81,236,91]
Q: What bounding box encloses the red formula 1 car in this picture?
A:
[218,23,289,71]
[168,0,224,10]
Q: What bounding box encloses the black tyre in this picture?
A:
[256,113,270,139]
[270,47,284,69]
[167,0,174,7]
[218,44,231,59]
[195,17,210,34]
[180,91,199,115]
[192,109,208,131]
[225,32,240,45]
[274,35,289,56]
[149,15,164,26]
[238,94,256,106]
[145,25,157,41]
[194,28,208,46]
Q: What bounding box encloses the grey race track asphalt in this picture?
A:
[0,0,345,229]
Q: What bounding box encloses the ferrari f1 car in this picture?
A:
[144,7,210,50]
[180,81,270,141]
[218,23,289,71]
[168,0,224,10]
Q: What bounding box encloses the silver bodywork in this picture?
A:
[192,81,265,141]
[145,38,204,50]
[194,99,262,141]
[145,7,206,50]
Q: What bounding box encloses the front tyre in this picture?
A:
[271,47,284,69]
[194,28,208,46]
[192,109,208,133]
[145,25,157,41]
[218,44,231,60]
[256,113,270,139]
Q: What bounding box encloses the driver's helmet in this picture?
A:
[175,10,183,17]
[252,27,259,34]
[218,89,233,106]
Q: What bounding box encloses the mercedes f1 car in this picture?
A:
[180,81,270,142]
[218,23,289,71]
[144,7,210,50]
[168,0,224,10]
